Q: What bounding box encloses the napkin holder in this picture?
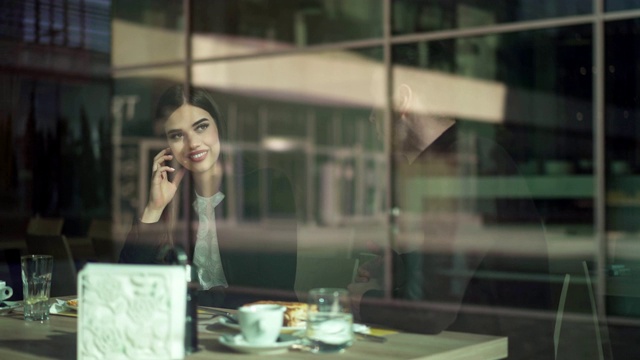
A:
[77,263,187,360]
[159,244,199,354]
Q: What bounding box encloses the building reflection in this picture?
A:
[1,1,639,359]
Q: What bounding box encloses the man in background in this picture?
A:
[349,78,555,359]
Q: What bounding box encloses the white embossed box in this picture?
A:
[77,263,187,360]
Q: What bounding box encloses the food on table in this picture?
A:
[246,300,309,327]
[66,299,78,308]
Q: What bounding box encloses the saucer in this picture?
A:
[218,334,300,355]
[53,299,78,311]
[217,316,304,333]
[0,301,21,316]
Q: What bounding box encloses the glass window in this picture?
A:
[389,25,598,358]
[392,0,592,34]
[112,0,185,67]
[606,0,640,11]
[604,18,640,324]
[7,1,640,355]
[393,25,593,175]
[112,67,186,228]
[192,48,386,244]
[0,73,113,281]
[191,0,383,59]
[5,0,112,53]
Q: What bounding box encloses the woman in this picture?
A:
[119,85,298,308]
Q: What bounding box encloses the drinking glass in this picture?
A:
[21,255,53,321]
[305,288,354,353]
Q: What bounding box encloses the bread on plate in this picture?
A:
[245,300,308,327]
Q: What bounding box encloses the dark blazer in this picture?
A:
[359,124,554,359]
[118,167,298,308]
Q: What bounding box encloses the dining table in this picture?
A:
[0,298,508,360]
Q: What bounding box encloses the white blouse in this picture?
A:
[192,191,227,290]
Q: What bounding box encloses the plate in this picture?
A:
[218,334,300,355]
[65,299,78,311]
[0,301,21,315]
[217,316,304,333]
[52,299,77,314]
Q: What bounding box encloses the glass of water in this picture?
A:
[21,255,53,321]
[305,288,354,353]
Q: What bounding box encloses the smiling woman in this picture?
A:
[118,85,299,308]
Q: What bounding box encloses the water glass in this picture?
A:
[305,288,354,353]
[21,255,53,321]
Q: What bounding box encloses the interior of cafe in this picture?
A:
[1,1,639,359]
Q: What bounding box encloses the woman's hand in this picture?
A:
[141,148,186,223]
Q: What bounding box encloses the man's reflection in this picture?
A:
[350,80,554,359]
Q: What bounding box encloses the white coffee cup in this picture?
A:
[237,304,285,345]
[0,281,13,301]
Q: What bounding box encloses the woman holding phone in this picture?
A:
[119,85,298,308]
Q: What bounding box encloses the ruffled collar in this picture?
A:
[193,192,225,216]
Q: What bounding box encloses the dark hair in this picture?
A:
[155,84,226,140]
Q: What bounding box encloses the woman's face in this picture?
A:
[164,104,220,175]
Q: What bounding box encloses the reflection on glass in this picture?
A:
[112,0,185,67]
[191,48,386,245]
[383,24,599,358]
[393,25,593,182]
[606,0,640,11]
[605,19,640,179]
[112,68,186,228]
[392,0,591,34]
[604,18,640,325]
[191,0,383,59]
[193,49,388,292]
[189,50,387,308]
[0,75,111,219]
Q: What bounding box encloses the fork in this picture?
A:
[211,313,239,324]
[203,309,239,324]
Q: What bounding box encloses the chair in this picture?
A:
[88,219,117,263]
[554,274,571,359]
[581,261,614,360]
[294,256,359,301]
[27,217,64,236]
[25,234,77,297]
[553,261,614,360]
[298,227,356,259]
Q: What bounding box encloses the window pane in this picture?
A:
[112,0,185,67]
[606,0,640,11]
[112,67,186,228]
[0,74,111,219]
[605,19,640,325]
[192,47,387,255]
[389,25,596,358]
[191,0,383,59]
[392,0,592,34]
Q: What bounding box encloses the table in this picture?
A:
[0,308,507,360]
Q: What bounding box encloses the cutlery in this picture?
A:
[212,313,239,324]
[354,331,387,343]
[202,309,239,324]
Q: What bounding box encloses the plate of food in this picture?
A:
[64,299,78,311]
[216,301,307,333]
